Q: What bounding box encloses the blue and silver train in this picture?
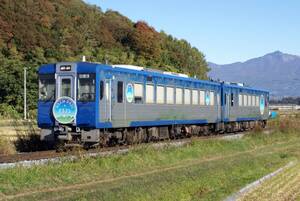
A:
[38,62,269,146]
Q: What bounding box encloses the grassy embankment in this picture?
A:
[0,116,299,200]
[0,118,44,154]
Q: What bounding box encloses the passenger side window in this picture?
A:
[252,96,255,107]
[192,90,198,105]
[239,94,243,106]
[248,95,252,106]
[134,83,143,104]
[217,93,220,106]
[184,89,191,105]
[176,88,183,104]
[166,87,174,104]
[157,86,165,104]
[117,81,123,103]
[199,90,205,105]
[210,91,214,106]
[105,82,110,101]
[243,95,247,106]
[146,84,154,104]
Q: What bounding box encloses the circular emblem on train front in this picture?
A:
[126,83,134,103]
[52,96,77,124]
[260,95,265,115]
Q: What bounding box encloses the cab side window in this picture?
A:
[100,81,104,100]
[230,93,234,107]
[117,81,123,103]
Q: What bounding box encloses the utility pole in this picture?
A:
[24,67,27,120]
[105,54,108,64]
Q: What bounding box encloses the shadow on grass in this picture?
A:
[14,133,53,152]
[12,118,53,152]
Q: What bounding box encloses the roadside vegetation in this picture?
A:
[0,115,299,200]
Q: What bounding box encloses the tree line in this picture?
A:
[270,97,300,105]
[0,0,209,116]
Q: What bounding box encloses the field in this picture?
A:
[0,119,38,140]
[238,162,300,201]
[0,116,299,201]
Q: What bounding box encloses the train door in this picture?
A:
[104,79,112,122]
[57,75,75,99]
[112,78,126,127]
[217,92,222,120]
[221,85,230,122]
[226,92,230,119]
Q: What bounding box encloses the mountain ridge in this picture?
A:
[209,51,300,66]
[208,51,300,97]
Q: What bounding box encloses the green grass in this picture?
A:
[0,118,300,200]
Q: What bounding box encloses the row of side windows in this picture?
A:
[100,81,260,108]
[101,81,219,106]
[238,94,260,107]
[133,83,218,106]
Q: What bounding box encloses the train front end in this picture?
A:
[38,62,98,146]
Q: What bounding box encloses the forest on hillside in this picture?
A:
[0,0,209,116]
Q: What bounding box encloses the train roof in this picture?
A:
[39,62,269,93]
[223,82,269,93]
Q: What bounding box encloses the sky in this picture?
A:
[84,0,300,64]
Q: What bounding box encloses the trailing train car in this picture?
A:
[220,83,269,132]
[38,62,269,147]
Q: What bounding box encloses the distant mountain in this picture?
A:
[208,51,300,97]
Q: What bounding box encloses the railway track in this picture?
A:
[0,132,249,166]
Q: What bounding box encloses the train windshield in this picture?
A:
[39,74,55,101]
[78,74,95,101]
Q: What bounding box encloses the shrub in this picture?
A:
[276,117,300,134]
[0,103,21,119]
[28,109,37,120]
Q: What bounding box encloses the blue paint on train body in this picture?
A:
[76,101,96,128]
[37,101,55,128]
[37,62,270,131]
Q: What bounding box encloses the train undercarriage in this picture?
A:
[44,120,267,149]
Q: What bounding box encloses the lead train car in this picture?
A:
[38,62,269,146]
